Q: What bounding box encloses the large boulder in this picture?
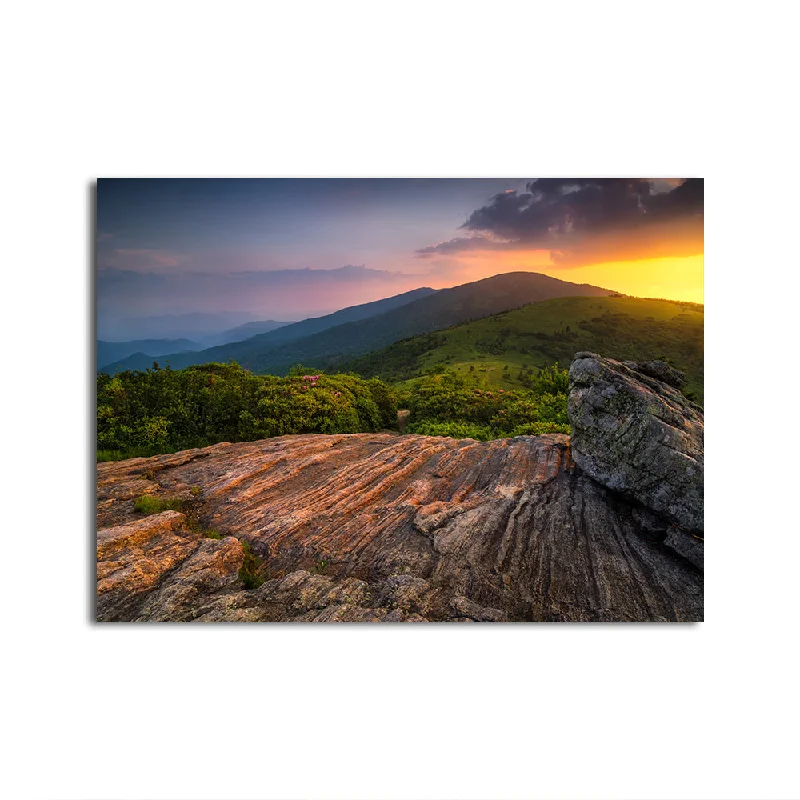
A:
[567,352,704,535]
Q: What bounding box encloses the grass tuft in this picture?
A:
[133,495,184,515]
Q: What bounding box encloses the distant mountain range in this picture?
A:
[197,319,294,347]
[100,286,437,373]
[98,311,272,342]
[97,320,295,369]
[100,273,613,375]
[97,339,204,370]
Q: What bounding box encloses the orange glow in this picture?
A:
[425,251,704,304]
[537,254,704,304]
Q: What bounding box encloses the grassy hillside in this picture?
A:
[341,296,704,401]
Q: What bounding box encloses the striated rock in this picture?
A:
[568,353,704,535]
[664,527,704,571]
[623,359,687,390]
[97,431,703,622]
[96,511,245,622]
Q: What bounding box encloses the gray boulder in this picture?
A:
[568,353,704,535]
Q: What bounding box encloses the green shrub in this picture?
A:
[405,370,571,441]
[97,363,398,458]
[406,421,494,441]
[366,378,399,428]
[98,359,572,453]
[393,386,412,409]
[509,421,570,436]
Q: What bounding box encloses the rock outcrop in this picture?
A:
[97,511,245,622]
[568,353,704,535]
[97,425,703,621]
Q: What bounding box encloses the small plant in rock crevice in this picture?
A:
[239,541,266,590]
[133,495,184,515]
[314,557,329,574]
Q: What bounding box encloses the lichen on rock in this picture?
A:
[567,352,703,536]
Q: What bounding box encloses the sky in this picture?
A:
[96,178,703,340]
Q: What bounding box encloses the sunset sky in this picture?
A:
[97,178,703,340]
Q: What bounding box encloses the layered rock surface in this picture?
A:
[97,426,703,622]
[568,353,704,535]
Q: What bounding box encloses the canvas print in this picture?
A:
[95,178,703,622]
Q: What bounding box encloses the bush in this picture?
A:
[509,421,569,436]
[406,421,494,441]
[405,369,570,441]
[97,360,572,453]
[366,378,399,428]
[97,363,398,459]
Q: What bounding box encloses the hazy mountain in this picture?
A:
[101,286,438,373]
[97,339,203,370]
[98,311,270,342]
[198,320,296,347]
[218,286,439,348]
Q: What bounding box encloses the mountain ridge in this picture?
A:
[339,294,704,399]
[103,273,612,375]
[97,338,204,369]
[101,286,438,374]
[198,319,294,347]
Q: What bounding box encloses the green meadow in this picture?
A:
[340,295,704,402]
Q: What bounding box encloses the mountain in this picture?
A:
[101,286,438,373]
[97,339,203,370]
[103,273,611,375]
[228,271,614,375]
[198,319,295,347]
[339,295,704,401]
[98,311,264,342]
[205,285,439,349]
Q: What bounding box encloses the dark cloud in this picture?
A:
[415,235,516,258]
[416,178,703,265]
